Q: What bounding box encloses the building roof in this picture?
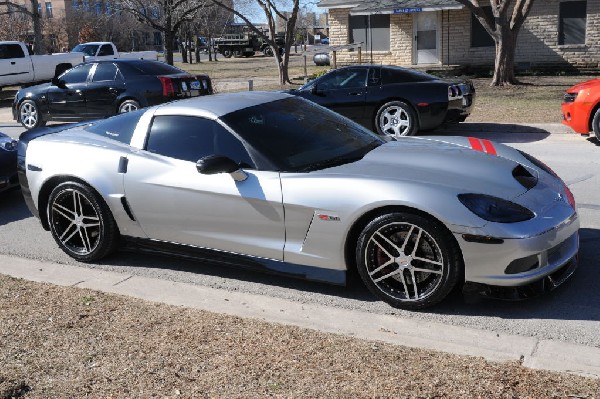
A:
[317,0,463,14]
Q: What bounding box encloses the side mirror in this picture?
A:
[51,77,66,89]
[196,155,247,181]
[311,84,325,96]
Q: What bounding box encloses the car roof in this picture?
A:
[153,91,293,118]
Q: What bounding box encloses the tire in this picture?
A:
[375,101,418,138]
[118,99,140,114]
[222,49,233,58]
[47,182,119,262]
[263,46,274,57]
[19,100,46,130]
[356,212,462,310]
[592,107,600,137]
[233,49,242,58]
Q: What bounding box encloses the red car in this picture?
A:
[562,78,600,136]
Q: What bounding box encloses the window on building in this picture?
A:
[348,14,390,51]
[154,32,163,46]
[45,2,53,18]
[71,1,79,11]
[559,1,587,45]
[151,6,160,19]
[471,6,494,47]
[82,0,90,12]
[105,1,112,14]
[37,3,42,15]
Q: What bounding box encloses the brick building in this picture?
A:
[318,0,600,72]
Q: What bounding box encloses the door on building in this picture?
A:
[414,12,440,64]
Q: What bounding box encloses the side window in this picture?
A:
[92,63,118,82]
[0,44,25,59]
[98,44,115,56]
[318,69,367,90]
[559,1,587,45]
[146,116,254,167]
[61,63,93,84]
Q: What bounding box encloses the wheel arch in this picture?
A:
[588,101,600,132]
[37,175,112,231]
[116,97,142,114]
[343,204,464,278]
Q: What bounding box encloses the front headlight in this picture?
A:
[458,194,535,223]
[0,136,17,152]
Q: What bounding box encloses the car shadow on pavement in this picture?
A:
[0,189,31,226]
[428,123,552,144]
[432,227,600,322]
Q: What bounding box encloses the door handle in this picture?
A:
[108,88,118,93]
[349,92,363,96]
[10,61,15,65]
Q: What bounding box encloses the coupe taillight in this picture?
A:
[159,76,175,97]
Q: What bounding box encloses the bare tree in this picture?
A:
[120,0,212,65]
[196,4,231,61]
[0,0,45,53]
[211,0,300,85]
[0,12,31,42]
[455,0,536,86]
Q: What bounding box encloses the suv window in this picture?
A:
[60,63,93,84]
[146,115,254,167]
[92,63,119,82]
[85,109,144,144]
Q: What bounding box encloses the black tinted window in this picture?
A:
[125,61,184,75]
[318,68,367,90]
[146,116,254,166]
[221,98,383,172]
[0,44,25,59]
[61,63,92,83]
[471,6,495,47]
[559,1,587,45]
[380,67,435,84]
[85,109,143,144]
[98,44,114,56]
[92,63,118,82]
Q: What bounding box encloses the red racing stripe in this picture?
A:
[481,139,497,155]
[468,137,484,152]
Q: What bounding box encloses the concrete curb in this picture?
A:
[1,254,598,379]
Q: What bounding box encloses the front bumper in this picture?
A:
[561,101,590,134]
[456,212,579,288]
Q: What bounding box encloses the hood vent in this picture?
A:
[512,164,537,190]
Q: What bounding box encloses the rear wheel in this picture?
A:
[19,100,46,130]
[222,49,233,58]
[356,212,462,309]
[375,101,418,138]
[592,107,600,137]
[47,182,119,262]
[118,99,139,114]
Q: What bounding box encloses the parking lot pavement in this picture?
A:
[0,106,13,124]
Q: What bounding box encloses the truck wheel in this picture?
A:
[233,49,242,57]
[222,49,233,58]
[19,100,46,130]
[118,99,140,113]
[263,47,274,57]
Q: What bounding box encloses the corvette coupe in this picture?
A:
[18,92,579,309]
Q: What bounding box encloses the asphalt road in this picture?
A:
[1,121,599,349]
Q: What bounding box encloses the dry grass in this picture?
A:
[1,274,599,398]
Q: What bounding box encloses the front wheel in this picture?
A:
[592,108,600,137]
[375,101,418,138]
[118,99,140,114]
[47,182,119,262]
[356,212,462,309]
[19,100,46,130]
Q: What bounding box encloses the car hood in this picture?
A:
[566,78,600,93]
[321,136,533,200]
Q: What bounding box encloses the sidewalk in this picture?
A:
[1,254,598,379]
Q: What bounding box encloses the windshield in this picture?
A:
[71,44,99,56]
[221,97,384,172]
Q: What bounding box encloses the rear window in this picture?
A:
[84,110,144,144]
[381,67,436,84]
[121,61,185,76]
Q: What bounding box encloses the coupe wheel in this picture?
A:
[592,107,600,137]
[118,99,140,113]
[47,182,119,262]
[356,212,461,309]
[19,100,46,130]
[375,101,418,138]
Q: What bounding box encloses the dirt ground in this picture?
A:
[1,275,599,398]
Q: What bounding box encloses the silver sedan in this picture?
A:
[17,92,579,309]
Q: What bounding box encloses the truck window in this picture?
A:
[98,44,114,56]
[0,44,25,59]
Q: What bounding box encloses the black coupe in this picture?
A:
[0,132,17,193]
[13,59,213,129]
[290,65,475,137]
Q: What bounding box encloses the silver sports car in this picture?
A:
[17,92,579,309]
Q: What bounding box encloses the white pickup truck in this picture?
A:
[0,41,84,89]
[71,42,158,62]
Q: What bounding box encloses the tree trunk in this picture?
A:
[492,29,517,86]
[31,0,46,54]
[164,30,174,65]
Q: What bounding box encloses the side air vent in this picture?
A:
[512,164,537,190]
